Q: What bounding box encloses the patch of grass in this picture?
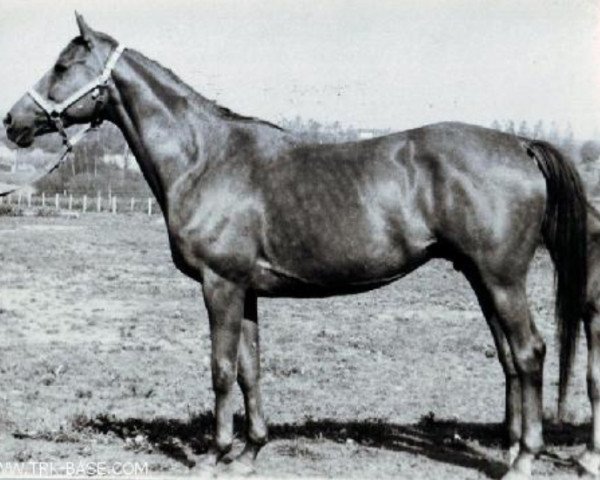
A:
[277,439,324,461]
[34,207,61,217]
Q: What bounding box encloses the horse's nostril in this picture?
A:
[3,113,12,127]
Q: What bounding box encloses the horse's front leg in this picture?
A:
[231,291,268,473]
[577,312,600,476]
[200,271,245,466]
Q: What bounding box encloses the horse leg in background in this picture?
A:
[576,225,600,476]
[577,313,600,476]
[481,278,545,480]
[231,291,268,473]
[198,272,245,468]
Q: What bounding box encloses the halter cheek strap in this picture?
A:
[27,43,125,151]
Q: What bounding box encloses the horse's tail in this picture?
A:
[526,140,587,414]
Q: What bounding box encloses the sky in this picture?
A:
[0,0,599,139]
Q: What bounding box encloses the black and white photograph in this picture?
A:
[0,1,599,478]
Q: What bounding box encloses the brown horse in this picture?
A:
[4,14,600,479]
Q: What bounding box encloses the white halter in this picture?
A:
[27,43,125,151]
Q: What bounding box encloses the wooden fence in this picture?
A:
[0,192,156,215]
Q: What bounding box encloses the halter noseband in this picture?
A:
[27,43,125,151]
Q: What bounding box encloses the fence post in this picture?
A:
[55,193,60,210]
[83,195,87,213]
[130,197,135,212]
[147,198,152,216]
[112,195,117,214]
[17,193,22,206]
[7,194,11,205]
[96,193,101,212]
[27,193,32,208]
[42,192,45,207]
[68,194,73,211]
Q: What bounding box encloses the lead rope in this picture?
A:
[0,124,93,197]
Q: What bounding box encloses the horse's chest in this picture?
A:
[167,202,259,283]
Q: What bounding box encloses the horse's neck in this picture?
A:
[108,49,229,208]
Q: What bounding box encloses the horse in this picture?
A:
[4,14,600,480]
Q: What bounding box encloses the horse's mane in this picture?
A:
[115,38,284,132]
[211,103,284,131]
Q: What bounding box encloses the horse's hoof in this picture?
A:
[508,443,520,466]
[217,459,255,477]
[578,472,597,479]
[193,463,217,479]
[577,450,600,477]
[500,470,530,480]
[194,452,219,476]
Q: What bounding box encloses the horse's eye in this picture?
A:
[54,64,67,74]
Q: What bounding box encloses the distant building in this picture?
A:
[357,128,390,140]
[357,129,375,140]
[102,151,139,172]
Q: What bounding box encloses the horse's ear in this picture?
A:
[75,11,96,48]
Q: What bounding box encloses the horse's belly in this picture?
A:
[249,241,433,297]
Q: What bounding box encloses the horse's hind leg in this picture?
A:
[232,291,268,471]
[487,314,522,464]
[465,271,522,463]
[479,277,545,480]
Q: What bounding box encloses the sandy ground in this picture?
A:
[0,213,593,479]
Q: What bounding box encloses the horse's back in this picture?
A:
[252,122,547,292]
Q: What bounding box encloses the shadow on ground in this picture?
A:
[80,412,589,479]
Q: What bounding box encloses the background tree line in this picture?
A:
[490,119,600,194]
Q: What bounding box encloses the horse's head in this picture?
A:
[3,13,120,148]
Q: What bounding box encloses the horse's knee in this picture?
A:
[513,336,545,377]
[212,358,237,392]
[490,285,544,375]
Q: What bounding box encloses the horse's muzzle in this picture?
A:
[4,107,38,147]
[4,121,35,148]
[3,112,13,128]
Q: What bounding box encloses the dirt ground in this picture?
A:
[0,213,593,479]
